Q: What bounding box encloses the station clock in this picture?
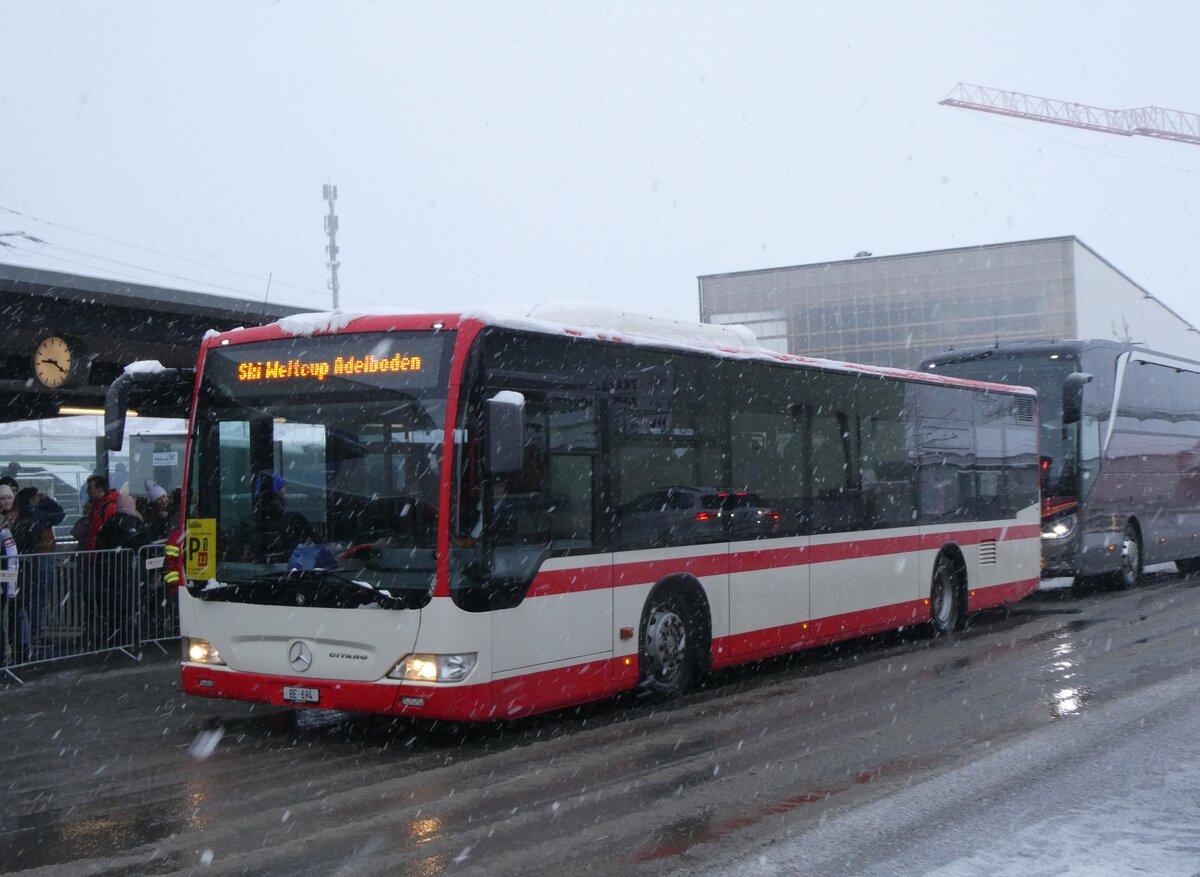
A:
[32,335,86,389]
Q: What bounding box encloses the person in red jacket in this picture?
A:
[84,475,120,551]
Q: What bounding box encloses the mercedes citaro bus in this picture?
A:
[110,306,1041,721]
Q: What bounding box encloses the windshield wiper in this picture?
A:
[192,568,408,608]
[250,567,396,595]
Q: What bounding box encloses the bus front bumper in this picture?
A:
[181,663,495,721]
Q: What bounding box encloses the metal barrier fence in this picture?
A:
[0,544,176,681]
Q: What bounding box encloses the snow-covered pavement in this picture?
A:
[705,667,1200,876]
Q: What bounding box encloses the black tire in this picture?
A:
[929,556,963,635]
[1114,524,1142,590]
[638,590,701,698]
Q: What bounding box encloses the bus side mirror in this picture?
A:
[104,375,132,451]
[104,364,196,451]
[486,391,525,475]
[1062,372,1093,425]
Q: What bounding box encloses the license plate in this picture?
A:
[283,686,320,704]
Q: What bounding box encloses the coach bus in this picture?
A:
[923,340,1200,588]
[126,307,1041,721]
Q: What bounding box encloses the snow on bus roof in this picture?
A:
[275,310,366,337]
[235,303,1033,396]
[460,303,1036,396]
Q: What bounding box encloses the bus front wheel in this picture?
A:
[639,590,700,698]
[1115,524,1142,590]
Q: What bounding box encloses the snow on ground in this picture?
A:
[1040,563,1178,592]
[703,668,1200,877]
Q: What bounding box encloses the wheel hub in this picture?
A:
[645,608,686,681]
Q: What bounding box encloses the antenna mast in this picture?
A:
[322,183,341,309]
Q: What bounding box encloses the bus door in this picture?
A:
[807,376,920,631]
[914,384,978,597]
[489,392,614,687]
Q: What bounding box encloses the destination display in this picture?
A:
[235,353,425,384]
[204,332,451,395]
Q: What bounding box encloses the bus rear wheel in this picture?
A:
[639,591,700,698]
[929,557,963,635]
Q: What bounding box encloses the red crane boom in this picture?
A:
[940,82,1200,146]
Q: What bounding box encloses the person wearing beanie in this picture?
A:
[0,485,19,544]
[143,480,174,542]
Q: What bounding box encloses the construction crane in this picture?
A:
[940,82,1200,146]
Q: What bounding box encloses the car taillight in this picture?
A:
[163,529,186,592]
[695,511,714,522]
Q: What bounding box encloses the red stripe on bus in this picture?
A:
[529,525,1040,596]
[712,576,1038,666]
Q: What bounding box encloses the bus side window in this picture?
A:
[728,362,806,538]
[490,395,598,554]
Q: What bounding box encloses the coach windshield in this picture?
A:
[930,352,1078,499]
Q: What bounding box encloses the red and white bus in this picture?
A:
[151,307,1040,720]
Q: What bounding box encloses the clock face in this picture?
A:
[34,336,73,389]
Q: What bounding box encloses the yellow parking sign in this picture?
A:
[185,518,217,580]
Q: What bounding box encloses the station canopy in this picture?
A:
[0,263,304,422]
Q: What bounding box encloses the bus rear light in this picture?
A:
[389,652,478,683]
[184,637,225,666]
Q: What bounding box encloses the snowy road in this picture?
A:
[3,569,1199,876]
[702,668,1200,877]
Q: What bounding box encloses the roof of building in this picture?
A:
[0,262,305,322]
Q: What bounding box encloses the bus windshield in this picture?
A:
[931,352,1077,498]
[186,331,454,607]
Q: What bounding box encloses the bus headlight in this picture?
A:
[1042,513,1077,540]
[184,637,225,665]
[388,653,477,683]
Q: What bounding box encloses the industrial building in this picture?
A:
[698,236,1199,370]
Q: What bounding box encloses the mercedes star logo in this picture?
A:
[288,640,313,673]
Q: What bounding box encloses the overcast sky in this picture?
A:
[4,1,1199,330]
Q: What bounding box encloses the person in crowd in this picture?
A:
[142,480,175,543]
[71,501,91,545]
[0,486,51,660]
[92,493,148,647]
[97,494,149,551]
[84,476,120,551]
[111,462,129,495]
[12,486,62,655]
[20,485,65,537]
[0,515,18,665]
[0,486,28,662]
